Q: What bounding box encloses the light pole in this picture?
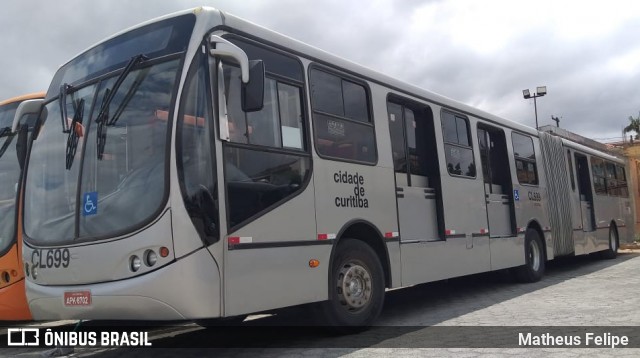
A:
[522,86,547,129]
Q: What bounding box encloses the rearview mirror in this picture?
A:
[209,35,265,113]
[241,60,265,112]
[12,98,43,133]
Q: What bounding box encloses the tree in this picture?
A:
[624,112,640,139]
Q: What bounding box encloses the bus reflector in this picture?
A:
[385,232,399,238]
[445,229,456,236]
[309,259,320,268]
[228,237,253,245]
[159,247,170,258]
[317,233,336,240]
[11,270,18,277]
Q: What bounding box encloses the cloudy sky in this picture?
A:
[1,0,639,142]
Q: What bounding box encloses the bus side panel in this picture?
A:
[0,244,31,320]
[489,236,526,271]
[592,195,618,252]
[223,185,323,316]
[400,238,491,286]
[313,160,398,281]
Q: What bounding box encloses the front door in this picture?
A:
[575,153,595,232]
[477,126,514,237]
[387,98,441,242]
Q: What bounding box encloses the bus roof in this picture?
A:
[0,92,45,107]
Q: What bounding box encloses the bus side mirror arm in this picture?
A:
[12,98,44,168]
[12,99,43,133]
[209,35,265,113]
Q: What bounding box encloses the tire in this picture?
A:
[319,239,385,331]
[514,229,545,283]
[600,225,618,260]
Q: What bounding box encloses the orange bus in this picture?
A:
[0,92,44,320]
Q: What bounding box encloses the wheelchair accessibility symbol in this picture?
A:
[83,192,98,216]
[513,189,520,201]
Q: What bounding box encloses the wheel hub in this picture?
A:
[337,263,372,311]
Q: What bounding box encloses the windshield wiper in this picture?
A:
[65,98,84,170]
[0,126,14,160]
[59,84,73,133]
[96,54,147,160]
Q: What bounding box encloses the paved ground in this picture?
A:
[3,251,640,357]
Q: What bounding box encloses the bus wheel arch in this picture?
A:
[514,221,546,283]
[526,220,547,263]
[319,221,389,329]
[332,220,391,288]
[601,221,619,259]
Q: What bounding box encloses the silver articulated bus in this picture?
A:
[20,7,632,326]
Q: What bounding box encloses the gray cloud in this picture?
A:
[1,0,638,141]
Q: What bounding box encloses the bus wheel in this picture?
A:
[601,225,618,259]
[515,229,545,283]
[321,239,385,330]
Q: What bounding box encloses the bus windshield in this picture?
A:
[24,15,194,245]
[0,102,20,253]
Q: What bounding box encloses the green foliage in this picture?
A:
[624,112,640,138]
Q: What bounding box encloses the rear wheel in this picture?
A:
[600,225,618,259]
[515,229,545,283]
[320,239,385,330]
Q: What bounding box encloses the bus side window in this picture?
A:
[309,67,376,163]
[616,165,629,197]
[441,111,475,177]
[511,133,538,185]
[590,157,606,195]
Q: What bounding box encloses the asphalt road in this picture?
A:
[3,251,640,357]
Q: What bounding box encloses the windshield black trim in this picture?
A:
[47,14,195,101]
[175,46,219,246]
[23,54,187,248]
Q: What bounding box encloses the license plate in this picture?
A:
[64,291,91,307]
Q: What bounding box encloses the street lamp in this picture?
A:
[522,86,547,129]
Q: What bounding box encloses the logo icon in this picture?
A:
[513,189,520,201]
[7,328,39,346]
[83,192,98,216]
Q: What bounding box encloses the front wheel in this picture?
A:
[319,239,385,330]
[600,225,618,259]
[514,229,545,283]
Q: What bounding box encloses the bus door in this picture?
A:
[477,126,515,237]
[387,98,442,243]
[575,153,595,232]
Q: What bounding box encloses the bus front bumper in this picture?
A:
[0,278,32,320]
[26,248,220,321]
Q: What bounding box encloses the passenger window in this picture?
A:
[605,162,618,196]
[511,133,538,185]
[387,99,432,178]
[590,157,606,195]
[441,111,475,177]
[387,102,407,172]
[617,165,629,197]
[310,67,376,163]
[224,66,304,150]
